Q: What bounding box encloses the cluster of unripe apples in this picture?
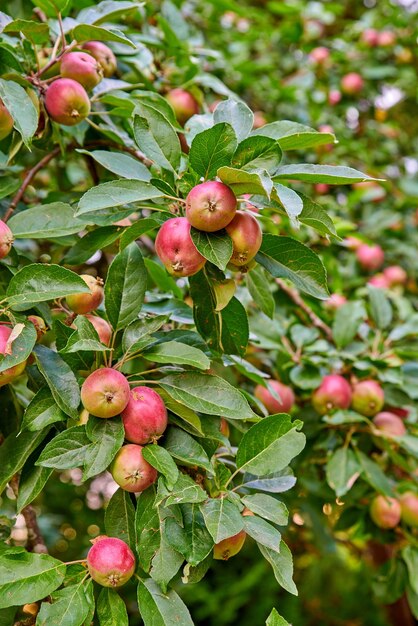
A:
[155,180,262,277]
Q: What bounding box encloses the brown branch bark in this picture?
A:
[3,147,61,223]
[275,278,334,342]
[10,475,48,554]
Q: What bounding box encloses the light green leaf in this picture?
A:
[326,447,362,497]
[34,345,81,419]
[200,499,244,543]
[144,341,210,370]
[0,79,38,147]
[241,494,288,525]
[258,541,297,595]
[213,99,253,142]
[97,588,128,626]
[9,203,86,239]
[76,180,162,216]
[142,445,179,490]
[274,164,382,184]
[190,229,232,271]
[189,123,237,179]
[137,578,194,626]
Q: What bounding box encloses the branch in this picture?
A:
[3,147,61,223]
[10,475,48,554]
[275,278,333,342]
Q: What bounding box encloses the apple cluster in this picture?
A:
[155,181,262,277]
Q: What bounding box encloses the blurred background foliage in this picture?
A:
[2,0,418,624]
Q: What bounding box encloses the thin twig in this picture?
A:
[4,147,61,222]
[275,278,333,342]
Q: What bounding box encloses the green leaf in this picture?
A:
[274,164,381,184]
[105,243,147,330]
[83,418,125,480]
[142,445,179,490]
[36,426,91,470]
[72,24,136,47]
[0,429,48,494]
[189,123,237,179]
[246,266,275,319]
[122,315,168,354]
[272,183,303,220]
[0,320,36,374]
[3,19,50,44]
[63,227,122,265]
[266,608,290,626]
[6,264,90,311]
[105,488,136,552]
[120,218,161,251]
[217,166,272,197]
[241,494,288,525]
[298,194,337,237]
[145,258,182,298]
[213,99,253,142]
[258,541,297,595]
[256,234,329,299]
[62,316,109,354]
[0,552,66,609]
[244,516,281,552]
[21,388,66,432]
[76,180,162,216]
[135,487,160,571]
[0,79,38,147]
[200,499,244,543]
[189,272,249,357]
[355,450,393,497]
[163,474,207,507]
[163,427,212,472]
[29,0,69,18]
[36,579,93,626]
[97,588,128,626]
[165,505,213,566]
[368,286,393,330]
[9,203,86,239]
[236,414,306,475]
[16,459,53,513]
[403,546,418,596]
[144,341,210,370]
[34,345,81,419]
[78,0,141,25]
[253,120,336,151]
[190,229,232,271]
[332,301,366,348]
[232,135,282,173]
[76,150,151,181]
[137,578,194,626]
[326,447,362,497]
[160,372,256,419]
[149,530,184,592]
[133,103,181,172]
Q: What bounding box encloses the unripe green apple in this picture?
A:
[351,380,384,417]
[66,275,104,314]
[0,100,13,140]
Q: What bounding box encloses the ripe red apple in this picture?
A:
[225,211,262,267]
[186,181,237,232]
[110,444,158,493]
[219,418,230,438]
[344,236,362,251]
[0,220,14,259]
[0,325,27,387]
[87,536,135,587]
[121,386,168,444]
[312,374,352,415]
[253,111,267,129]
[166,89,199,126]
[214,528,246,560]
[361,28,380,47]
[309,46,329,64]
[378,31,396,47]
[66,274,104,314]
[44,78,90,126]
[254,380,295,414]
[368,274,389,289]
[155,217,206,277]
[325,294,347,310]
[60,51,103,90]
[373,411,406,437]
[351,380,384,417]
[81,368,130,418]
[356,244,385,271]
[341,72,364,95]
[82,41,117,77]
[84,315,112,346]
[0,100,14,140]
[370,495,401,529]
[383,266,407,287]
[328,89,342,106]
[27,315,47,342]
[315,183,330,194]
[399,492,418,527]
